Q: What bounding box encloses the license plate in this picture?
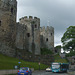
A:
[20,73,24,74]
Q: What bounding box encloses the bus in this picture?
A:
[51,62,69,73]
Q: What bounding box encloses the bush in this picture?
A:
[54,54,68,63]
[41,48,54,55]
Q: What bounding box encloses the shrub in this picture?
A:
[66,51,75,57]
[41,48,54,55]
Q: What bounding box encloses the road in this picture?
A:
[32,71,71,75]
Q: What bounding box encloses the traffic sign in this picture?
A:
[18,62,21,64]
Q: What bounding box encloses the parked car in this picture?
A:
[46,67,52,72]
[18,67,32,75]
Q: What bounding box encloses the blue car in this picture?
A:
[18,67,32,75]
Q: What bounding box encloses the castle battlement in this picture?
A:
[40,26,54,32]
[46,26,54,31]
[19,16,40,22]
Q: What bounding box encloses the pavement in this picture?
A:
[32,70,75,75]
[67,70,75,75]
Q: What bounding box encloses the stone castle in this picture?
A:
[0,0,54,57]
[0,0,17,57]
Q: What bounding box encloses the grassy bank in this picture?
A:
[0,53,48,70]
[54,54,68,63]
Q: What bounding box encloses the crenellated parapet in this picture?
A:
[19,16,40,23]
[40,26,54,32]
[46,26,54,32]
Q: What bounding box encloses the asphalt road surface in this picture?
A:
[32,71,70,75]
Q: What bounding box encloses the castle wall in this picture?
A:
[40,26,54,51]
[0,0,17,57]
[0,42,16,57]
[33,18,40,55]
[0,0,54,57]
[16,16,40,55]
[16,23,25,49]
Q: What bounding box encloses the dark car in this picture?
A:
[18,67,32,75]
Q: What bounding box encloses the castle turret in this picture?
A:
[0,0,17,57]
[0,0,17,41]
[16,16,41,55]
[10,0,17,21]
[40,26,54,51]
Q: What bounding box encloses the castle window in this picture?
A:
[55,50,57,53]
[51,33,52,36]
[46,38,48,42]
[0,20,1,26]
[25,26,27,30]
[11,8,13,14]
[35,24,37,28]
[27,33,30,37]
[2,29,4,32]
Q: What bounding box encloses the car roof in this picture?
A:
[20,67,29,68]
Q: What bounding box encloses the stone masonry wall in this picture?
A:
[0,42,16,57]
[0,0,17,57]
[20,53,54,65]
[40,26,54,51]
[16,16,40,55]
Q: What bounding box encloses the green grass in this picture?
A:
[0,53,48,70]
[54,54,68,63]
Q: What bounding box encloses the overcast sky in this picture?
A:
[16,0,75,47]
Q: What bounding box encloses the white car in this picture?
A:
[46,67,52,72]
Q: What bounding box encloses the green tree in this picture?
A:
[61,26,75,52]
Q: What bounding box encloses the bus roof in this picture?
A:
[52,62,69,65]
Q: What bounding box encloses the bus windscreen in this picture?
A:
[52,64,60,69]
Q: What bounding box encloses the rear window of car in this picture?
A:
[20,67,28,70]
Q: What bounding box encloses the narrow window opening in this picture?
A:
[0,20,1,26]
[46,38,48,42]
[27,33,30,37]
[2,29,4,32]
[25,26,27,30]
[55,50,57,53]
[35,24,37,28]
[11,8,13,14]
[51,33,52,36]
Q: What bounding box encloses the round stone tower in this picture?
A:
[0,0,17,40]
[0,0,17,56]
[16,16,40,55]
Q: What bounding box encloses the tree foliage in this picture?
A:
[66,51,75,57]
[55,45,61,49]
[61,26,75,52]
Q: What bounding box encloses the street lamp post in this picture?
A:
[39,57,40,71]
[18,53,21,69]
